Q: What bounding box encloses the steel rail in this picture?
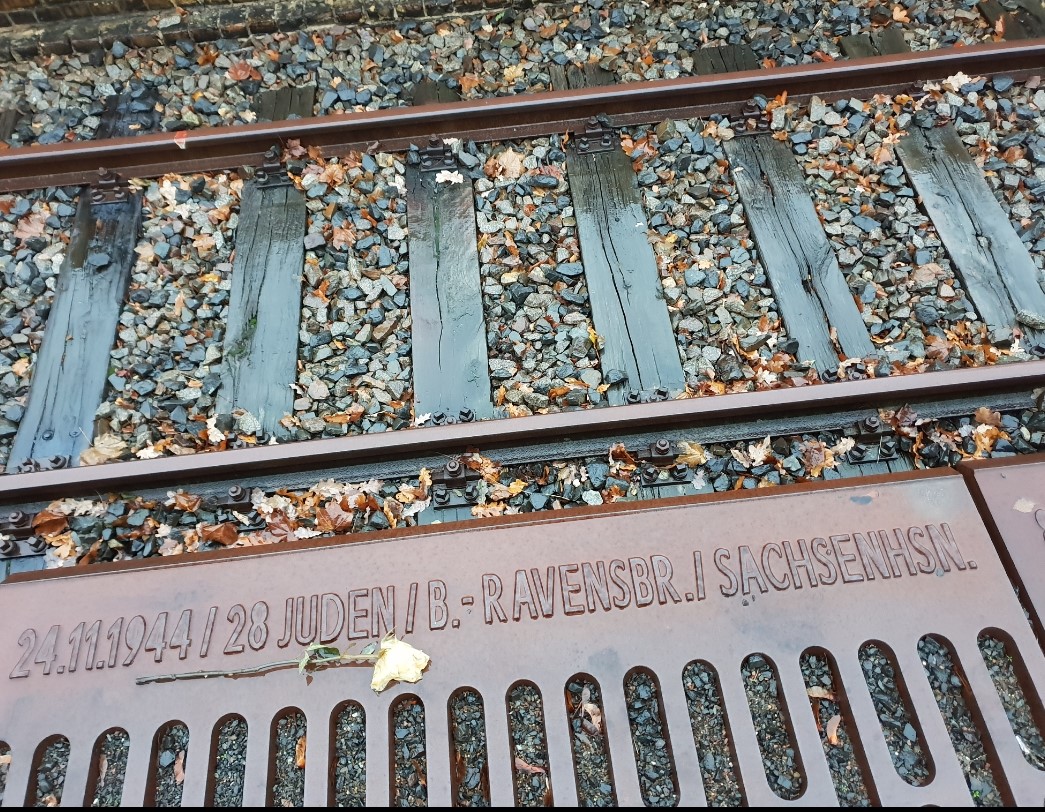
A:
[2,361,1044,502]
[1,39,1043,192]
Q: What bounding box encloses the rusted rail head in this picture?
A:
[0,471,1043,805]
[2,361,1044,504]
[0,39,1043,192]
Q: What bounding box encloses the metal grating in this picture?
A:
[1,469,1044,806]
[961,457,1045,642]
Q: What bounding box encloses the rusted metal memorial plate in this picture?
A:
[961,457,1045,641]
[1,470,1043,806]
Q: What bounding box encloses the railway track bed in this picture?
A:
[1,6,1045,806]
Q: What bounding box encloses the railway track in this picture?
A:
[1,5,1045,806]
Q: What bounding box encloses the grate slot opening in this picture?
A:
[331,701,366,807]
[800,648,874,807]
[28,735,69,807]
[566,674,617,806]
[390,695,427,806]
[0,740,9,804]
[149,720,189,807]
[507,681,552,807]
[918,634,1005,806]
[208,714,247,808]
[858,641,933,787]
[87,728,130,808]
[269,708,307,807]
[681,660,742,806]
[449,688,491,807]
[624,667,678,807]
[741,653,806,800]
[977,629,1045,772]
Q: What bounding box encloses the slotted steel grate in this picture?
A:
[1,469,1043,806]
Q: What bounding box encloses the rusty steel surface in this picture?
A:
[0,39,1043,192]
[961,457,1045,641]
[2,359,1044,504]
[1,470,1043,805]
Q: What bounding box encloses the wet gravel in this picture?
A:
[271,712,306,807]
[468,137,599,415]
[800,651,871,807]
[0,189,74,471]
[212,716,247,808]
[624,671,677,806]
[32,737,69,807]
[978,634,1045,771]
[0,2,1005,148]
[391,696,427,806]
[950,79,1045,277]
[507,683,552,806]
[295,151,412,438]
[0,741,8,805]
[566,678,614,806]
[682,661,742,806]
[741,654,804,800]
[332,703,367,807]
[450,690,491,806]
[786,96,982,362]
[918,636,1001,806]
[858,643,931,786]
[97,173,240,460]
[152,722,188,807]
[90,730,130,807]
[633,120,799,387]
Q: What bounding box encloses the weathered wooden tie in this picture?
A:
[252,84,316,122]
[0,107,17,142]
[897,125,1045,345]
[840,26,909,58]
[725,135,874,372]
[406,78,492,426]
[410,78,461,105]
[979,0,1045,38]
[9,190,142,472]
[556,65,686,404]
[692,43,760,74]
[218,178,306,438]
[7,87,165,474]
[94,86,161,140]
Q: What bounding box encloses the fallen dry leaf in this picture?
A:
[491,147,525,179]
[371,632,431,692]
[32,508,69,537]
[514,756,546,775]
[581,701,603,733]
[173,750,185,784]
[79,434,128,466]
[295,736,307,769]
[806,686,836,701]
[974,407,1002,427]
[316,498,355,533]
[676,440,708,466]
[434,169,465,185]
[172,491,202,512]
[826,714,842,746]
[201,522,239,546]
